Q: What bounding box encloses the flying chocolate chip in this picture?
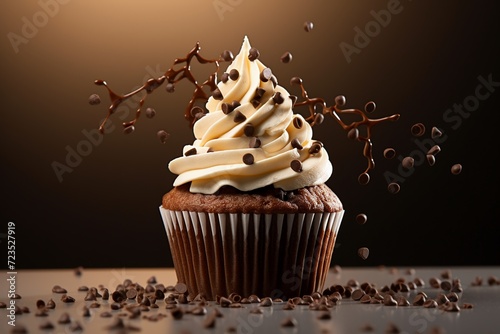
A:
[280,52,293,63]
[431,126,443,138]
[387,182,400,194]
[364,101,376,113]
[88,94,101,105]
[335,95,346,107]
[221,50,234,61]
[157,130,170,144]
[356,214,368,225]
[383,148,396,159]
[358,247,369,260]
[165,83,175,93]
[123,125,135,135]
[451,164,462,175]
[145,107,156,118]
[411,123,426,137]
[303,21,314,32]
[402,156,415,169]
[348,128,359,140]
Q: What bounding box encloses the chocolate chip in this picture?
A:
[78,286,89,292]
[309,141,323,154]
[171,307,184,319]
[411,123,426,137]
[451,164,462,175]
[364,101,376,113]
[61,295,75,303]
[46,299,56,309]
[291,117,304,131]
[273,92,285,104]
[351,289,365,301]
[445,302,461,312]
[112,291,126,303]
[260,68,273,82]
[233,110,247,123]
[387,182,400,194]
[243,153,255,165]
[291,138,303,150]
[52,285,67,294]
[384,295,397,306]
[447,292,459,302]
[84,291,97,301]
[82,306,90,317]
[335,95,346,107]
[220,297,232,307]
[386,322,401,333]
[290,159,303,172]
[221,72,229,83]
[356,213,368,225]
[184,147,197,156]
[145,107,156,119]
[165,83,175,93]
[414,277,425,287]
[412,294,426,306]
[397,296,410,306]
[427,145,441,156]
[358,173,371,185]
[348,128,359,140]
[424,299,438,308]
[229,69,239,81]
[249,137,261,148]
[248,47,260,61]
[212,88,223,100]
[203,311,217,328]
[156,130,170,144]
[283,302,295,310]
[462,303,474,309]
[440,280,452,291]
[280,51,293,63]
[429,277,441,288]
[191,306,207,315]
[126,288,138,299]
[303,21,314,32]
[58,312,71,324]
[39,321,55,330]
[427,154,436,166]
[221,50,234,61]
[101,288,109,301]
[313,113,324,125]
[244,123,255,137]
[358,247,369,260]
[384,148,396,159]
[402,156,415,169]
[281,317,298,327]
[88,93,101,105]
[431,126,443,138]
[221,102,234,115]
[259,297,273,307]
[89,302,101,308]
[123,125,135,134]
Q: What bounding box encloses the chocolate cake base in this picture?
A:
[159,208,343,300]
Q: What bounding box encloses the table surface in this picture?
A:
[1,266,500,333]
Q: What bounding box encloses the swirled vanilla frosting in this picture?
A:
[168,36,333,194]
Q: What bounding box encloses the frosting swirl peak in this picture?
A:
[168,36,333,194]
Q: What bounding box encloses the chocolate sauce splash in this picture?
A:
[92,41,399,183]
[95,42,231,132]
[290,77,400,180]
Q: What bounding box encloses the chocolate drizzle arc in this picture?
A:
[93,41,400,180]
[95,42,229,132]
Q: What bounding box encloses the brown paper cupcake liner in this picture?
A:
[159,207,343,300]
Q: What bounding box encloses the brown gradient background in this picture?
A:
[1,0,499,269]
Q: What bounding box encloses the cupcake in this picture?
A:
[160,36,343,300]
